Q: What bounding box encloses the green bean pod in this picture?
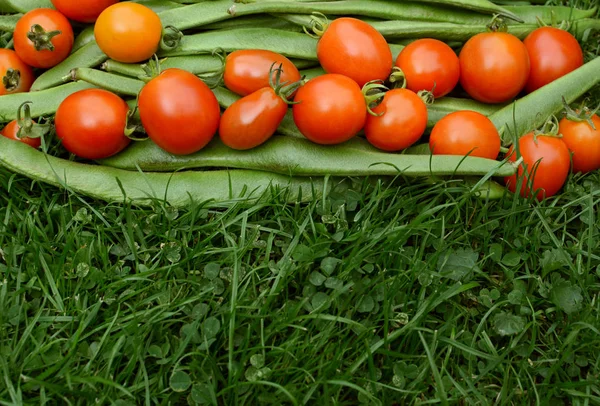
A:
[0,0,52,13]
[72,26,96,53]
[490,55,600,143]
[0,14,20,32]
[69,68,145,96]
[0,134,334,208]
[0,82,97,122]
[203,14,304,31]
[393,0,523,21]
[98,135,517,178]
[132,0,183,13]
[426,98,503,129]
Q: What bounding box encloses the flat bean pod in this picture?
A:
[0,0,52,13]
[99,135,517,177]
[426,98,503,129]
[0,134,332,208]
[132,0,183,13]
[0,14,20,32]
[203,14,304,31]
[490,55,600,143]
[390,0,522,21]
[70,68,145,96]
[72,26,96,53]
[0,82,97,121]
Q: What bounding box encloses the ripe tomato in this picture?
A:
[429,110,501,159]
[224,50,301,97]
[54,89,131,159]
[51,0,119,23]
[94,3,162,63]
[139,68,221,155]
[317,17,393,87]
[0,49,34,96]
[523,27,584,93]
[559,113,600,173]
[459,32,530,104]
[292,74,366,145]
[395,38,460,98]
[219,88,288,150]
[13,8,74,69]
[364,88,427,151]
[1,120,42,149]
[504,132,571,200]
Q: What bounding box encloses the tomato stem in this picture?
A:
[160,26,183,51]
[388,67,407,90]
[361,80,388,117]
[16,102,51,141]
[26,24,61,52]
[304,12,329,39]
[2,68,21,93]
[417,89,435,106]
[561,96,599,130]
[532,115,561,142]
[486,15,508,33]
[268,62,305,104]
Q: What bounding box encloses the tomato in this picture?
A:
[364,88,427,151]
[504,132,571,200]
[559,114,600,173]
[1,120,42,149]
[139,68,221,155]
[0,49,34,96]
[429,110,501,159]
[13,8,74,69]
[459,32,530,104]
[224,50,301,97]
[219,88,288,150]
[292,74,366,145]
[51,0,119,23]
[317,17,393,87]
[523,27,584,93]
[94,3,162,63]
[54,89,131,159]
[395,38,460,99]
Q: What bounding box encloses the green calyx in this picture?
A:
[486,15,508,33]
[562,96,599,130]
[26,24,61,52]
[16,101,51,141]
[304,12,330,39]
[2,68,21,92]
[532,115,562,144]
[268,62,305,104]
[160,25,183,51]
[361,80,388,117]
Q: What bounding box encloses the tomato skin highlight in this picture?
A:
[1,120,42,149]
[504,133,571,200]
[54,89,131,160]
[459,32,530,104]
[224,50,301,97]
[139,68,221,155]
[317,17,393,87]
[0,49,34,95]
[364,88,427,151]
[51,0,119,23]
[94,3,162,63]
[559,114,600,174]
[395,38,460,98]
[13,8,74,69]
[429,110,501,159]
[292,74,367,145]
[219,88,288,150]
[523,27,584,94]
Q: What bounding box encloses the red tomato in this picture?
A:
[459,32,530,104]
[139,68,221,155]
[364,88,427,151]
[94,3,162,63]
[292,74,366,145]
[0,49,34,96]
[429,110,501,159]
[51,0,119,23]
[1,120,42,149]
[504,132,571,200]
[54,89,131,159]
[523,27,584,93]
[219,87,288,150]
[395,38,460,98]
[317,17,393,87]
[223,50,301,97]
[559,114,600,173]
[14,8,74,69]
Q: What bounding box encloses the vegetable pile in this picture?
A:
[0,0,599,206]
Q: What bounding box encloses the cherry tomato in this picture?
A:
[224,50,301,97]
[219,87,288,150]
[395,38,460,98]
[459,32,530,104]
[94,3,162,63]
[139,68,221,155]
[559,113,600,173]
[13,8,74,69]
[51,0,118,23]
[429,110,501,159]
[523,27,584,93]
[292,74,366,145]
[0,49,34,96]
[317,17,393,87]
[504,132,571,200]
[1,120,42,149]
[54,89,131,159]
[364,88,427,151]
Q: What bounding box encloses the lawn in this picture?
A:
[2,1,600,406]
